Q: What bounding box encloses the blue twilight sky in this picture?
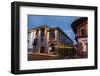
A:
[28,15,81,45]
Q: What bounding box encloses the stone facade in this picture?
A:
[28,25,73,57]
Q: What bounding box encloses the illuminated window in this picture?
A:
[49,43,55,52]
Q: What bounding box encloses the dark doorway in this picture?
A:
[40,47,45,53]
[33,38,38,46]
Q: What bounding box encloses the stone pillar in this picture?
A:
[47,29,49,53]
[55,30,58,55]
[28,32,31,49]
[44,28,48,53]
[33,30,36,39]
[32,30,36,53]
[55,30,58,40]
[38,30,41,53]
[29,31,33,49]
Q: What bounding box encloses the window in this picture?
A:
[85,43,88,51]
[41,28,45,37]
[76,30,79,36]
[50,31,55,38]
[36,30,39,36]
[41,38,44,42]
[28,40,29,43]
[77,42,83,52]
[41,32,45,36]
[32,38,38,46]
[81,29,85,36]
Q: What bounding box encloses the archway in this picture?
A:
[49,43,55,52]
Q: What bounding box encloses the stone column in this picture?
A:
[55,30,58,55]
[55,30,58,40]
[28,32,31,50]
[38,30,41,53]
[47,29,49,53]
[33,30,36,39]
[44,28,48,53]
[32,30,36,53]
[29,31,33,49]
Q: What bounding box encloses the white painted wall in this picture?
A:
[0,0,99,76]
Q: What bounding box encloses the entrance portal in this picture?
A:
[40,47,45,53]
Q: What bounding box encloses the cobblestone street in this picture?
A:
[28,53,61,60]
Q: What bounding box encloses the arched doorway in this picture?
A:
[48,43,55,52]
[40,46,45,53]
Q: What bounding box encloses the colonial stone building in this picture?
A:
[71,17,88,58]
[28,25,74,57]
